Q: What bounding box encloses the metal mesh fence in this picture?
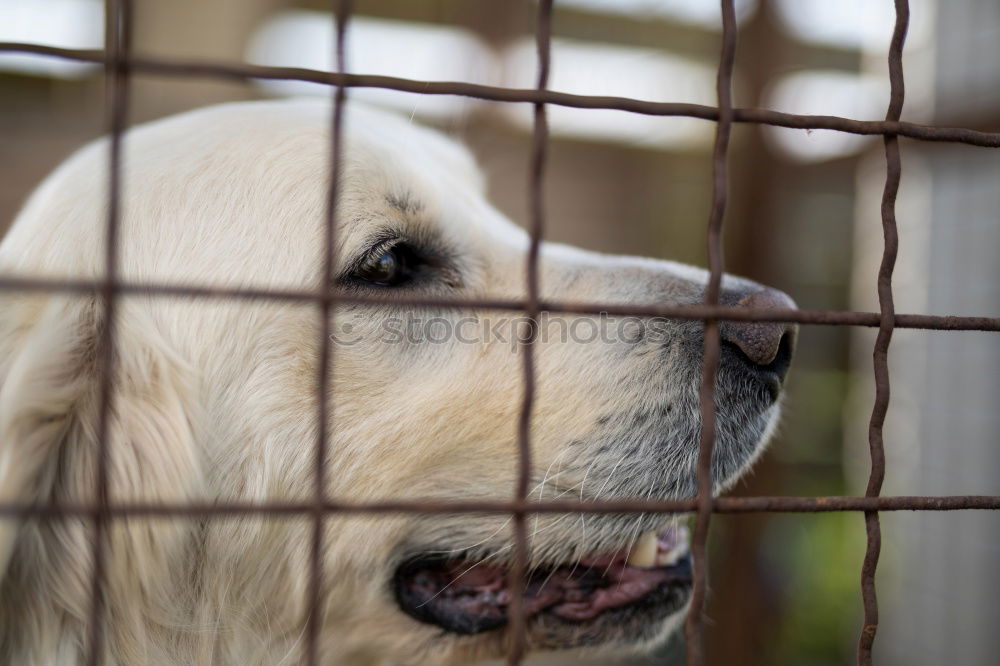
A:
[0,0,999,665]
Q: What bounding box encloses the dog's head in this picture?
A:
[0,100,794,664]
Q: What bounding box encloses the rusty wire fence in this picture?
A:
[1,0,1000,665]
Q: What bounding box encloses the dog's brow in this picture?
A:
[385,192,422,215]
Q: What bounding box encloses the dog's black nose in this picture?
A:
[719,287,797,383]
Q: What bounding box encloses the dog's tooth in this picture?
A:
[626,532,658,569]
[655,525,691,567]
[655,544,684,567]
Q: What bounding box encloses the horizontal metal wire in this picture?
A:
[1,42,1000,147]
[0,495,997,519]
[0,275,997,330]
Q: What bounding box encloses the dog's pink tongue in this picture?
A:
[414,542,682,622]
[426,562,565,618]
[544,562,673,620]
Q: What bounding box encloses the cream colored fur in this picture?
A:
[0,99,781,665]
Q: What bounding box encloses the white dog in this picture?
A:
[0,99,795,665]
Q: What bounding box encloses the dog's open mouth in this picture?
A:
[394,525,692,635]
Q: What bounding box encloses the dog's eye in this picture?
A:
[353,243,416,287]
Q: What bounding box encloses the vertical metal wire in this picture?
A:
[85,1,131,664]
[684,1,737,664]
[507,1,552,663]
[858,1,908,663]
[303,2,352,665]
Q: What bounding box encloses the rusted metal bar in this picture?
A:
[686,3,737,664]
[303,3,352,665]
[0,275,996,330]
[2,43,1000,147]
[85,2,131,665]
[859,2,909,663]
[507,2,552,664]
[1,495,999,519]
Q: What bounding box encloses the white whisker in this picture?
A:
[421,518,512,557]
[414,543,513,609]
[592,451,629,499]
[532,447,572,544]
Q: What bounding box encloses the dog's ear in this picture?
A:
[0,296,204,594]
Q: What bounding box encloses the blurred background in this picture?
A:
[1,0,998,664]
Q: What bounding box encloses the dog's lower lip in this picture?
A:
[393,526,692,635]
